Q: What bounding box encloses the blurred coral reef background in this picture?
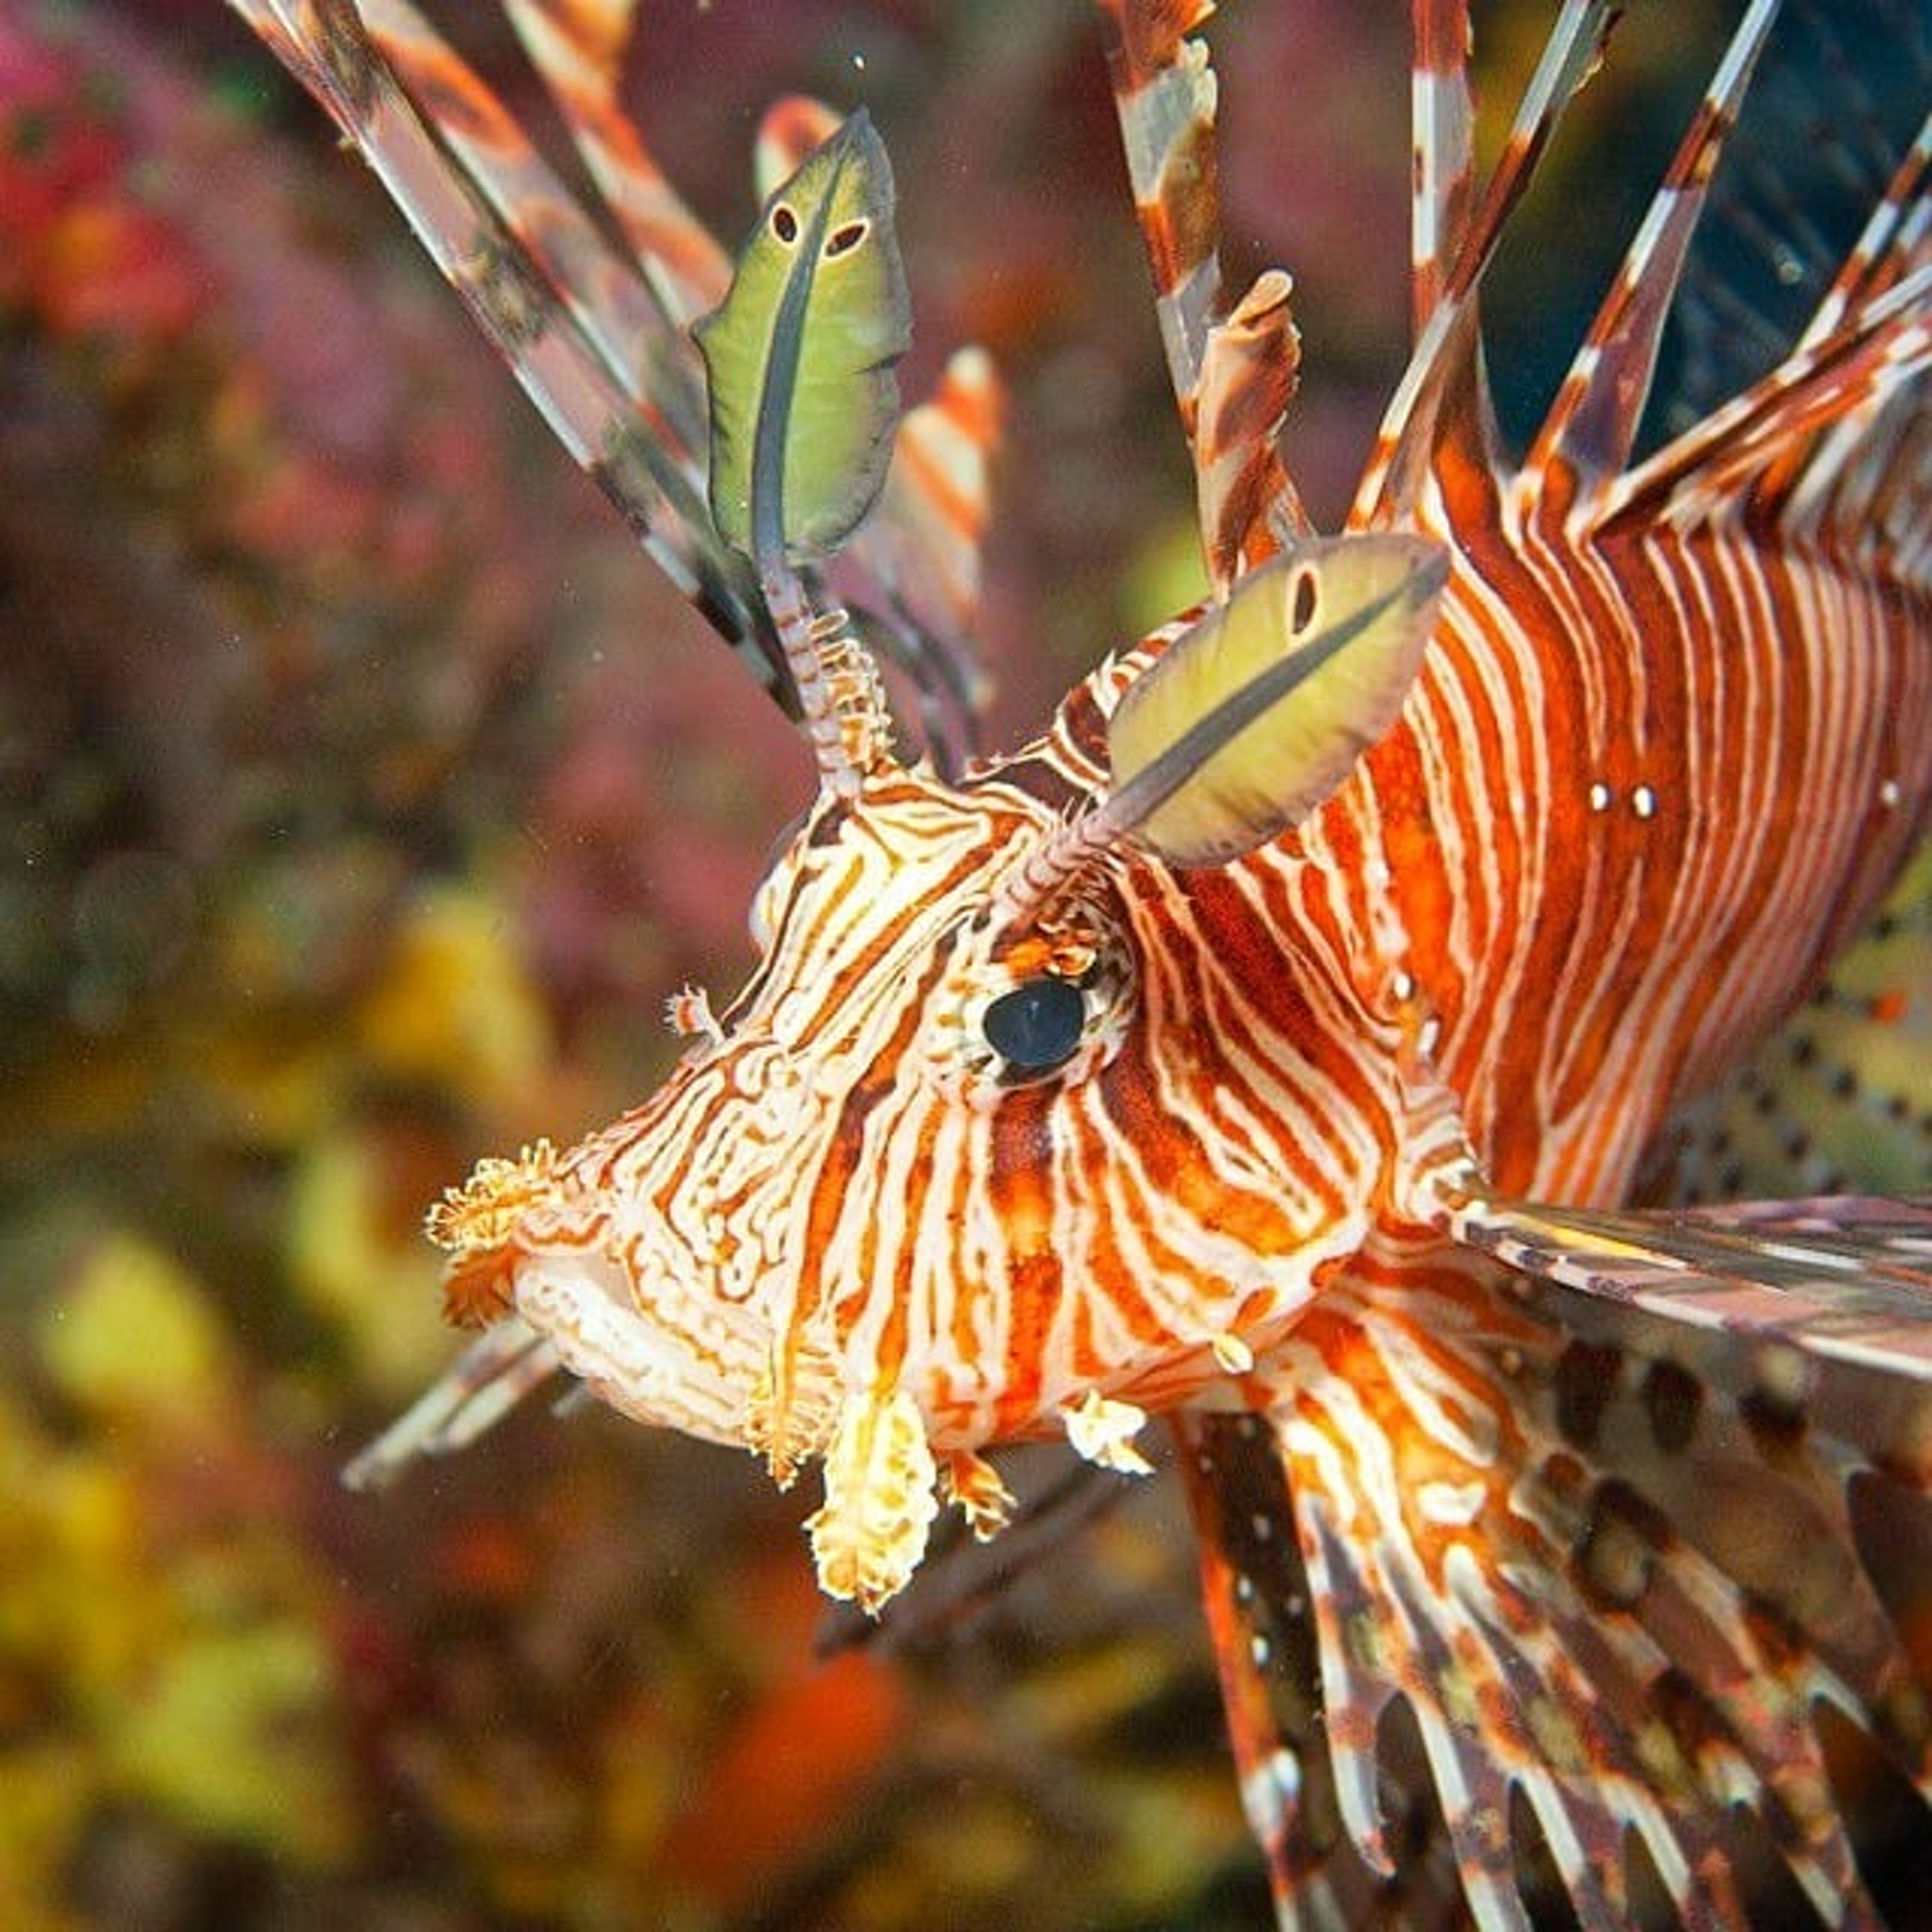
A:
[1,2,1725,1926]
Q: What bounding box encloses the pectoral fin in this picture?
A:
[1446,1188,1932,1384]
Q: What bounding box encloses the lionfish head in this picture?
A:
[290,13,1463,1609]
[427,530,1448,1609]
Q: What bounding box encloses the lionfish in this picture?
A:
[234,0,1932,1925]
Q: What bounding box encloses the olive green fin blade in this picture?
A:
[696,108,912,565]
[1104,535,1448,867]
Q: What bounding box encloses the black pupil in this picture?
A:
[982,977,1085,1071]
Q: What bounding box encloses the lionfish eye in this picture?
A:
[981,977,1085,1071]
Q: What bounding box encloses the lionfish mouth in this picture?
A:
[509,1253,756,1450]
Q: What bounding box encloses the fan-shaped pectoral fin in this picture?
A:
[1440,1184,1932,1389]
[1217,1252,1929,1928]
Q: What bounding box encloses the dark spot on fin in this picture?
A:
[1555,1340,1622,1448]
[1642,1357,1704,1453]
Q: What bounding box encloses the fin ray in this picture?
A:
[501,0,732,329]
[1445,1187,1932,1385]
[1408,0,1477,340]
[1354,0,1619,523]
[1094,1,1306,582]
[344,1319,563,1491]
[235,0,782,692]
[1530,0,1784,487]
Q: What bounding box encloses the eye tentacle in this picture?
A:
[989,803,1120,935]
[993,534,1448,932]
[696,110,912,799]
[759,559,885,797]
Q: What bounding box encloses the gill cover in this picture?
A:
[696,108,913,566]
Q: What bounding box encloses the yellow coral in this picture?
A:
[36,1235,233,1429]
[284,1130,450,1394]
[356,884,550,1106]
[107,1622,353,1862]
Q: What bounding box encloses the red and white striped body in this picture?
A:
[1370,491,1932,1203]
